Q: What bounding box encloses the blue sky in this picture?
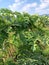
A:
[0,0,49,14]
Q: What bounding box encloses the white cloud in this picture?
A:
[40,0,49,3]
[36,0,49,10]
[21,3,37,12]
[34,0,49,14]
[9,0,26,11]
[35,3,47,11]
[8,0,49,14]
[9,0,37,12]
[9,2,23,11]
[15,0,20,3]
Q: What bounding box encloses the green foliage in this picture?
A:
[0,8,49,65]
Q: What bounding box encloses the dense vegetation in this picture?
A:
[0,9,49,65]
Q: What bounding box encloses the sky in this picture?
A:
[0,0,49,14]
